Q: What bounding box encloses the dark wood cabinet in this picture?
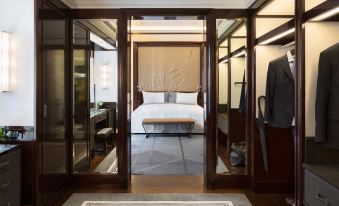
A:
[0,146,21,206]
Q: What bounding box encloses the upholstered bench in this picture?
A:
[142,118,195,138]
[95,128,113,154]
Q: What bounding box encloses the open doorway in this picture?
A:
[127,16,207,176]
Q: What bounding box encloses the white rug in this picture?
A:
[64,193,252,206]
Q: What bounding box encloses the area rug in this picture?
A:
[81,200,234,206]
[63,193,252,206]
[93,148,118,174]
[131,135,205,175]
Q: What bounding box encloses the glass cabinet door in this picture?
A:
[72,23,90,172]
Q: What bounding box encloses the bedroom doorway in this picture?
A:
[127,16,207,176]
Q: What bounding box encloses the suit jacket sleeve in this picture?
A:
[315,52,331,142]
[264,63,275,123]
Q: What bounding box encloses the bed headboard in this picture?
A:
[133,42,204,110]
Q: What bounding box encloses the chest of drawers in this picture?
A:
[304,164,339,206]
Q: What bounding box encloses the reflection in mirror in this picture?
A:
[216,19,247,175]
[72,19,118,174]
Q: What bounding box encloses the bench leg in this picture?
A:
[105,139,108,155]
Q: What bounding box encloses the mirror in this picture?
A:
[216,18,247,175]
[72,19,118,174]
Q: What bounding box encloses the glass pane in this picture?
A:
[73,23,90,172]
[41,3,67,202]
[216,18,247,175]
[73,19,118,174]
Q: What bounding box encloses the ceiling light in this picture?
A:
[311,6,339,21]
[90,32,115,50]
[0,32,13,92]
[233,50,246,58]
[259,28,295,45]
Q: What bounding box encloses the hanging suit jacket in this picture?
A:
[264,55,294,128]
[315,43,339,147]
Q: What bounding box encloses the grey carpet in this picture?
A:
[131,135,205,175]
[63,193,252,206]
[131,135,229,175]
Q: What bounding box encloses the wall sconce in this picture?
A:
[0,31,13,92]
[101,64,111,89]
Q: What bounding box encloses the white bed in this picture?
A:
[131,103,204,133]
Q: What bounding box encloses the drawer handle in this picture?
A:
[0,181,10,189]
[0,160,9,168]
[316,193,330,206]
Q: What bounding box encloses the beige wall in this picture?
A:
[305,0,326,11]
[231,57,246,109]
[218,63,228,104]
[256,18,292,38]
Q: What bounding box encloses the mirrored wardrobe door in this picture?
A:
[72,22,90,172]
[72,19,119,175]
[216,18,248,175]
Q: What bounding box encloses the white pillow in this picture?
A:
[142,92,165,104]
[176,92,198,105]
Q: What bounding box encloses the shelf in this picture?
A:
[255,19,295,45]
[218,46,246,64]
[303,0,339,22]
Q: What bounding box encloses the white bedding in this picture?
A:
[131,103,204,133]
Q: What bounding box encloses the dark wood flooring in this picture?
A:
[55,175,291,206]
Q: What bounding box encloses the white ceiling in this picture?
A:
[61,0,256,9]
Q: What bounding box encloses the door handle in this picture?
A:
[316,193,330,206]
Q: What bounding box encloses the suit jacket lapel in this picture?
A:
[280,55,294,81]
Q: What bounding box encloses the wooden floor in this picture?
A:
[56,175,291,206]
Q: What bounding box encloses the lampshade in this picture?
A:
[0,31,13,92]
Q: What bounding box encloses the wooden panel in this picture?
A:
[252,125,294,193]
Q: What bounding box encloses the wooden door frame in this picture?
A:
[36,5,253,190]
